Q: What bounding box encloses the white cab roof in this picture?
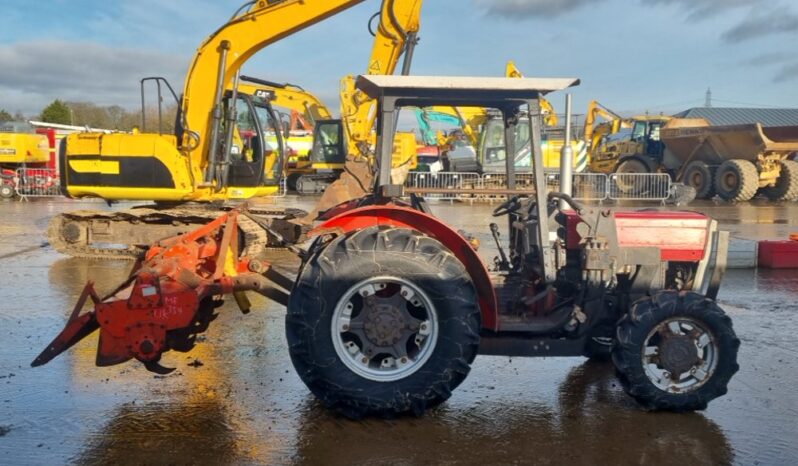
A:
[357,75,580,98]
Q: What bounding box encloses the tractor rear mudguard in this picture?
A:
[309,205,499,331]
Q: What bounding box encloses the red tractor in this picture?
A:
[34,75,739,419]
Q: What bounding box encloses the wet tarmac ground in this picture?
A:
[0,197,796,465]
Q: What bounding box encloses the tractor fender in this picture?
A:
[310,205,499,331]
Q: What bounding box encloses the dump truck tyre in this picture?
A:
[714,159,758,202]
[682,161,714,199]
[614,156,653,195]
[286,226,480,419]
[612,291,740,411]
[762,160,798,202]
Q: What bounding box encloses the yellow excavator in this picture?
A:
[237,76,334,189]
[0,121,51,198]
[48,0,423,258]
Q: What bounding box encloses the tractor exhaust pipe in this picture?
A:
[559,93,574,210]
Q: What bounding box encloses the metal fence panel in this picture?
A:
[407,171,674,203]
[545,172,608,201]
[608,173,671,201]
[405,171,481,200]
[14,168,61,198]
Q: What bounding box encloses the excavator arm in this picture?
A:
[339,0,423,158]
[505,60,558,127]
[584,100,625,151]
[238,76,333,128]
[180,0,369,183]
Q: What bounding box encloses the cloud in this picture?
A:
[774,63,798,83]
[641,0,755,22]
[0,40,188,115]
[741,52,793,67]
[721,7,798,43]
[472,0,607,19]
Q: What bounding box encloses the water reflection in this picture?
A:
[291,361,732,466]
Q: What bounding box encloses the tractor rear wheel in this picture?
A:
[612,291,739,411]
[714,159,758,202]
[762,159,798,202]
[682,161,715,199]
[286,226,480,419]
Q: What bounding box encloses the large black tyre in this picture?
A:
[714,159,758,202]
[682,161,715,199]
[286,172,302,192]
[612,291,740,411]
[286,226,481,419]
[762,159,798,202]
[614,156,653,195]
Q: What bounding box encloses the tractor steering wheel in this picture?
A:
[492,195,526,217]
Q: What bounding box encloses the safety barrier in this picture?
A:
[405,171,482,200]
[607,173,672,201]
[14,168,61,199]
[405,171,672,202]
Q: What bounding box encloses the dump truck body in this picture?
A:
[661,119,798,168]
[661,119,798,201]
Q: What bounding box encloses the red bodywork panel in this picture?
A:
[311,205,499,331]
[567,211,710,262]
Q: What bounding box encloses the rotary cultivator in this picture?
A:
[33,76,740,419]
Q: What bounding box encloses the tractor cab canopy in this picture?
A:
[356,75,579,108]
[354,74,580,197]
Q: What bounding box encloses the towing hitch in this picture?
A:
[32,210,294,374]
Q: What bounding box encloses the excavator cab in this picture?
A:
[310,119,347,167]
[220,90,286,188]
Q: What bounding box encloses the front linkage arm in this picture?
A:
[32,209,293,374]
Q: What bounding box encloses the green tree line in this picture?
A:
[2,99,177,133]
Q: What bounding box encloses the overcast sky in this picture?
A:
[1,0,796,118]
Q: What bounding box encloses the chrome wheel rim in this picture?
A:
[331,276,438,382]
[642,317,718,393]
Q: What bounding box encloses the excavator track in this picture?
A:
[47,205,306,260]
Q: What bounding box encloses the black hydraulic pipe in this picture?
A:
[204,41,231,185]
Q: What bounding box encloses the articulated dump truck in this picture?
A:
[662,119,798,202]
[588,113,798,203]
[661,118,798,201]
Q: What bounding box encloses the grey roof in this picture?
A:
[673,107,798,127]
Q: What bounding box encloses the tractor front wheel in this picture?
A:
[612,291,739,411]
[0,183,15,199]
[286,226,480,419]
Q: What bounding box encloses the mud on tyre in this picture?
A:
[612,291,739,411]
[714,159,758,202]
[286,226,481,419]
[762,159,798,202]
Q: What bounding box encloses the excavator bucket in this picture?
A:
[31,210,294,374]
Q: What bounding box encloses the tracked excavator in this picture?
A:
[47,0,422,259]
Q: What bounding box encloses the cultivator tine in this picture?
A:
[31,282,102,367]
[31,209,298,375]
[143,359,176,375]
